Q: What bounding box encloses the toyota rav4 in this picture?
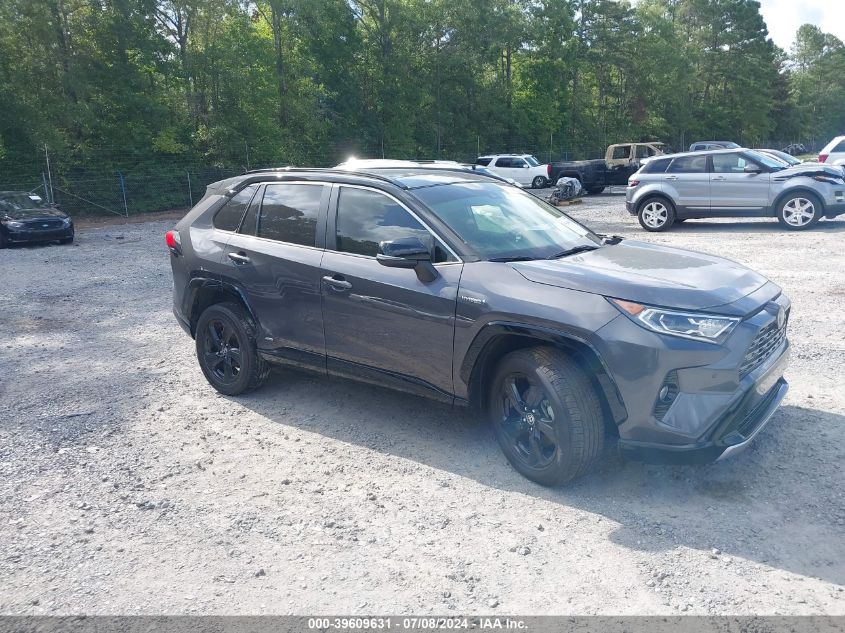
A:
[167,167,790,485]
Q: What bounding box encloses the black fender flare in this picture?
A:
[460,321,627,426]
[184,275,260,336]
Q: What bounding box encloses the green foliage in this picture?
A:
[0,0,842,214]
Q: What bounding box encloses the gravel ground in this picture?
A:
[1,191,843,615]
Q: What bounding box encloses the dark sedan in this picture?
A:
[0,192,74,247]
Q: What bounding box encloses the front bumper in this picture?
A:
[593,290,791,464]
[625,200,635,214]
[618,374,788,464]
[5,225,73,243]
[823,200,845,218]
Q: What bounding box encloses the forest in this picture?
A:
[1,0,844,213]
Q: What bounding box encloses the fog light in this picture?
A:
[653,371,679,420]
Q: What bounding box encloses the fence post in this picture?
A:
[42,173,50,203]
[44,144,54,204]
[186,170,193,208]
[118,171,128,217]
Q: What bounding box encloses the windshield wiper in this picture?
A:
[488,255,543,262]
[548,245,600,259]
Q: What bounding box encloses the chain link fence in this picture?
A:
[0,137,822,218]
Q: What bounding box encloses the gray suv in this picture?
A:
[627,148,845,231]
[167,167,790,485]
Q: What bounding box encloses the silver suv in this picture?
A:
[626,148,845,231]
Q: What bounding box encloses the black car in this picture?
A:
[167,167,790,485]
[0,192,74,247]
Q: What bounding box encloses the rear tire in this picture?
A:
[195,302,270,396]
[637,196,676,232]
[776,192,822,230]
[532,176,548,189]
[488,347,604,486]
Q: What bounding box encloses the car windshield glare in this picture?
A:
[412,182,601,260]
[1,194,48,210]
[745,150,787,170]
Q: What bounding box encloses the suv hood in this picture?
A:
[773,163,844,180]
[511,240,771,314]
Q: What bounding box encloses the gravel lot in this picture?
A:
[1,191,843,615]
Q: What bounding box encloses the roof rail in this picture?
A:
[242,166,408,189]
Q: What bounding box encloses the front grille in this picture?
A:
[24,219,65,230]
[739,314,788,378]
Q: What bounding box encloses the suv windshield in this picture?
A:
[524,155,540,167]
[412,182,600,261]
[745,150,788,170]
[0,194,48,210]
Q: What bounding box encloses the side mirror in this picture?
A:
[744,163,763,174]
[377,237,438,282]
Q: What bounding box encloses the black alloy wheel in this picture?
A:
[489,347,604,486]
[195,302,270,395]
[498,373,558,470]
[202,317,244,386]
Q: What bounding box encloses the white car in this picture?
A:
[334,158,523,187]
[819,136,845,166]
[475,154,550,188]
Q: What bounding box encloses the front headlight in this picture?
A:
[3,220,24,229]
[62,217,72,226]
[813,175,845,185]
[609,298,740,343]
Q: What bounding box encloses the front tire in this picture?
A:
[637,196,676,232]
[532,176,548,189]
[0,230,7,249]
[488,347,604,486]
[777,192,822,230]
[195,302,270,396]
[586,186,605,195]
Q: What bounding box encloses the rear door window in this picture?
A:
[612,146,631,159]
[475,157,492,166]
[643,158,670,173]
[667,156,708,173]
[213,185,258,232]
[256,183,324,246]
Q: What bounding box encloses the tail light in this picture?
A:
[165,230,182,255]
[547,164,552,178]
[819,153,828,163]
[628,179,640,187]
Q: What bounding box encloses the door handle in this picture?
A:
[712,176,726,181]
[322,275,352,291]
[665,175,678,180]
[228,251,251,265]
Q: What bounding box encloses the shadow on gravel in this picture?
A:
[235,371,845,586]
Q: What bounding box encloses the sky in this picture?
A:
[757,0,845,51]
